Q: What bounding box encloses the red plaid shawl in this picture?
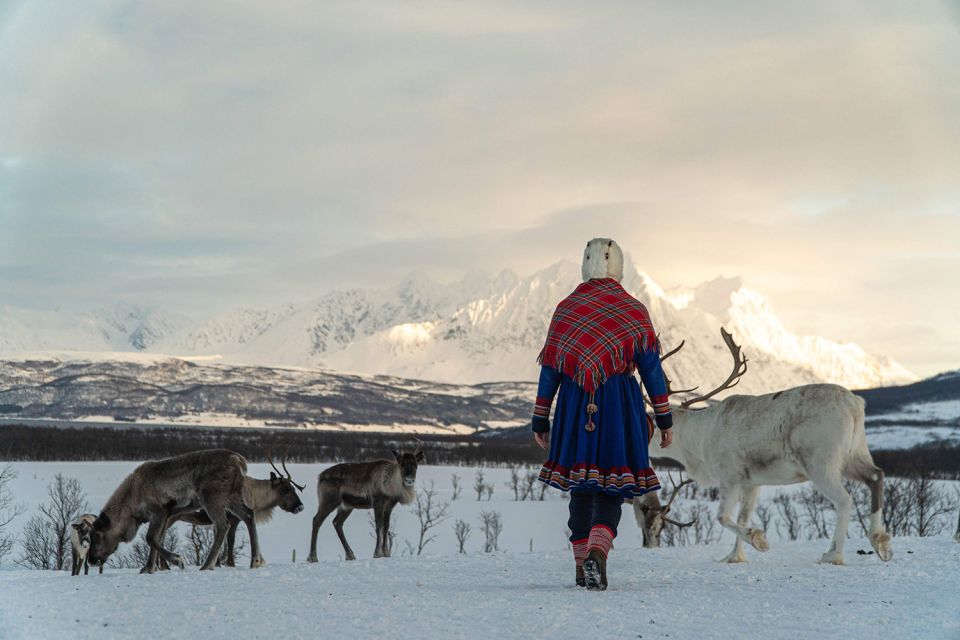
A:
[538,278,657,393]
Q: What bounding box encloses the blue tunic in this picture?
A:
[532,349,673,498]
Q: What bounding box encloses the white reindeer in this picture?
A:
[70,514,102,576]
[637,329,893,565]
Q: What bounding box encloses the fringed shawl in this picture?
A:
[537,278,657,393]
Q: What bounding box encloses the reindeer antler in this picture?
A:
[281,446,305,491]
[679,328,748,409]
[657,336,698,397]
[661,471,696,528]
[266,447,284,478]
[413,437,424,455]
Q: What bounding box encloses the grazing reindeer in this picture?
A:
[87,449,256,573]
[149,449,305,569]
[307,440,424,562]
[635,329,892,565]
[70,514,102,576]
[634,472,695,548]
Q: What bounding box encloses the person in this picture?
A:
[532,238,673,591]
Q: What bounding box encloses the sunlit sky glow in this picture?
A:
[1,1,958,375]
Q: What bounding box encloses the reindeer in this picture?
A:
[148,449,305,569]
[87,449,256,573]
[635,329,892,565]
[70,514,103,576]
[634,473,695,548]
[306,440,424,562]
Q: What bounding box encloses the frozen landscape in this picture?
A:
[0,462,958,640]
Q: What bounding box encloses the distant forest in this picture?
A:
[0,423,957,478]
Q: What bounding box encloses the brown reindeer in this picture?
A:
[149,449,305,569]
[87,449,255,573]
[306,441,424,562]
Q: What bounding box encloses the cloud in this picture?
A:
[0,0,957,375]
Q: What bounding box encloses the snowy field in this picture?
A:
[1,536,958,640]
[1,462,958,639]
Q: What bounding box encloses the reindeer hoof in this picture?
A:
[139,565,156,575]
[820,552,844,565]
[870,532,893,562]
[170,554,185,570]
[721,552,747,564]
[306,556,318,564]
[345,554,356,561]
[251,557,266,569]
[747,529,769,552]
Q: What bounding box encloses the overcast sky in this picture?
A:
[1,1,958,376]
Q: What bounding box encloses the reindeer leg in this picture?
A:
[143,514,184,573]
[307,497,338,563]
[810,472,852,565]
[850,462,892,561]
[332,508,356,561]
[83,556,89,575]
[721,485,764,562]
[71,547,80,576]
[373,498,385,559]
[225,518,238,567]
[199,503,230,571]
[381,502,396,558]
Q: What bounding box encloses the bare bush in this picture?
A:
[474,470,486,501]
[798,486,833,540]
[0,465,25,564]
[754,502,773,534]
[185,524,216,566]
[883,477,915,537]
[454,519,471,554]
[410,482,450,555]
[451,474,462,501]
[520,471,538,501]
[15,474,86,570]
[484,482,495,501]
[912,475,958,537]
[506,468,521,501]
[774,492,801,541]
[479,511,503,552]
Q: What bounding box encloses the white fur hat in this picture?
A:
[581,238,624,282]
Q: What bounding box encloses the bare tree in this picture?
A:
[15,514,58,570]
[520,471,538,501]
[883,477,915,537]
[912,475,958,537]
[15,474,86,570]
[451,474,462,501]
[185,524,215,566]
[0,465,25,565]
[454,519,471,554]
[474,470,486,501]
[479,511,502,552]
[484,482,495,501]
[798,486,833,540]
[773,492,801,541]
[506,468,521,501]
[410,482,450,555]
[754,502,773,534]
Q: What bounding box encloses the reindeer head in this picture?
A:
[87,512,128,567]
[71,518,94,551]
[267,447,306,514]
[392,439,425,487]
[635,472,695,548]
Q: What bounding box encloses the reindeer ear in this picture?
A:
[269,471,278,482]
[71,522,82,531]
[392,450,402,462]
[415,450,425,463]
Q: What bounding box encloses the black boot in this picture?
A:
[576,564,586,587]
[582,549,607,591]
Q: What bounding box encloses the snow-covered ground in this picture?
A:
[1,536,957,640]
[2,463,958,639]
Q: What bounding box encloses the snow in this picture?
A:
[871,400,960,424]
[865,426,960,450]
[1,462,958,639]
[1,536,957,640]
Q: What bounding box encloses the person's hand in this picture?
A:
[659,428,673,449]
[534,431,550,450]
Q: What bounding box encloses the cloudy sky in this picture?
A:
[1,1,958,376]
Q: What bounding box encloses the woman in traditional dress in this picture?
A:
[532,238,673,591]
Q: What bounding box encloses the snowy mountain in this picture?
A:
[0,303,191,354]
[0,260,916,393]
